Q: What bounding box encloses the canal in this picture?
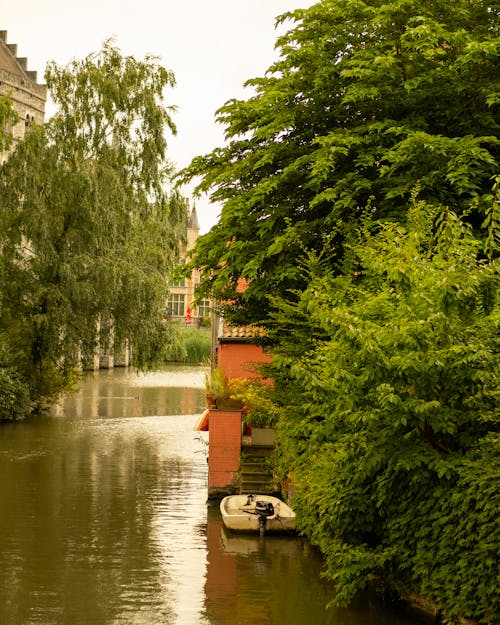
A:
[0,366,424,625]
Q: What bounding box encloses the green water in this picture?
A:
[0,367,423,625]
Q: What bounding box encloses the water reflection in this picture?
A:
[203,507,419,625]
[0,367,208,625]
[0,367,423,625]
[51,366,207,419]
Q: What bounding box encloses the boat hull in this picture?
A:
[220,494,296,533]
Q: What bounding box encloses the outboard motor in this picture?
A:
[255,500,274,536]
[255,501,274,516]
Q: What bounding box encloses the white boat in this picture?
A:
[220,494,296,536]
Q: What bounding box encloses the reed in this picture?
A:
[164,326,211,364]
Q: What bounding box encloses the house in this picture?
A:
[205,316,274,499]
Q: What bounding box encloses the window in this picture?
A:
[197,299,211,319]
[168,277,185,288]
[166,293,185,317]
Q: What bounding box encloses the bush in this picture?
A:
[0,342,31,421]
[270,200,499,621]
[230,378,282,427]
[389,438,500,624]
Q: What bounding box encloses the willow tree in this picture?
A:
[0,95,18,153]
[180,0,499,326]
[0,42,184,407]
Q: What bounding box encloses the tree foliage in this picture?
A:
[269,199,499,622]
[176,2,499,617]
[0,95,18,153]
[0,340,31,421]
[0,42,184,410]
[180,0,499,325]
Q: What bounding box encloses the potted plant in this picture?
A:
[229,378,280,429]
[205,366,226,408]
[205,366,242,409]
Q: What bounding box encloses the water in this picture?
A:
[0,366,423,625]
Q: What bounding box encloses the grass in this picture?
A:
[164,325,212,364]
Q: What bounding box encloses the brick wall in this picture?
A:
[208,341,272,498]
[207,409,242,499]
[218,343,271,380]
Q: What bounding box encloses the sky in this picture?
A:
[3,0,316,233]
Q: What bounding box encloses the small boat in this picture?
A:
[220,494,296,536]
[194,409,209,431]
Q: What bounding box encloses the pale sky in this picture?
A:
[3,0,316,233]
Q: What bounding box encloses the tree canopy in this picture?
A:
[0,42,184,410]
[178,3,499,617]
[180,0,499,325]
[269,199,499,621]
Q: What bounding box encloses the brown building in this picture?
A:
[0,30,46,161]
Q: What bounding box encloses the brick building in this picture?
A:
[205,276,273,498]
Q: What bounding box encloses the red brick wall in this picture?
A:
[208,409,242,498]
[204,514,239,618]
[207,343,272,498]
[218,343,271,380]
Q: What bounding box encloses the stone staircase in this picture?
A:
[239,445,275,494]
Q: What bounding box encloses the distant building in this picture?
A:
[166,198,212,325]
[0,30,46,161]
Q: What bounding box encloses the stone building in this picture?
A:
[166,198,211,325]
[0,30,46,161]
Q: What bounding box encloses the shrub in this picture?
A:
[0,342,31,421]
[230,378,282,427]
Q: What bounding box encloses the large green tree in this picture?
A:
[269,198,499,622]
[0,42,184,408]
[180,0,499,325]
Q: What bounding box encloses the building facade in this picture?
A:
[166,198,212,325]
[0,30,46,161]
